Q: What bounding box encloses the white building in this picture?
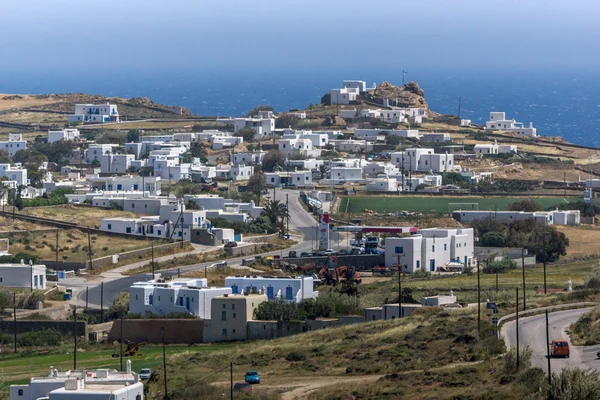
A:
[285,158,324,171]
[278,138,321,157]
[363,162,399,178]
[264,171,313,188]
[223,110,275,136]
[215,164,253,181]
[0,164,28,186]
[68,103,119,124]
[354,129,420,141]
[398,174,443,192]
[0,261,46,289]
[421,133,451,143]
[212,136,243,150]
[89,176,161,195]
[232,151,266,165]
[224,276,318,303]
[366,178,398,192]
[10,364,139,400]
[0,133,27,157]
[384,228,475,273]
[335,140,373,153]
[100,154,134,174]
[48,129,80,143]
[85,144,119,163]
[484,112,537,137]
[282,130,329,147]
[327,167,363,183]
[129,278,231,318]
[452,210,580,225]
[390,149,459,173]
[473,140,518,156]
[48,380,143,399]
[328,87,359,105]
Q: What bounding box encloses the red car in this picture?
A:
[234,382,253,393]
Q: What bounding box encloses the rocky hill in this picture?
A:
[365,81,429,109]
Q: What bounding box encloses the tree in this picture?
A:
[235,127,256,142]
[185,199,200,210]
[261,199,289,235]
[554,200,600,217]
[509,199,541,212]
[25,164,46,188]
[127,129,140,143]
[247,171,265,195]
[0,150,10,164]
[549,367,600,400]
[386,135,402,146]
[96,131,127,145]
[480,231,506,247]
[189,142,208,160]
[276,114,300,129]
[442,172,469,187]
[262,150,285,172]
[483,259,517,274]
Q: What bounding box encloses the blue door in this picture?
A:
[430,260,435,272]
[179,297,183,306]
[231,285,238,294]
[117,184,122,190]
[285,286,293,300]
[134,184,139,190]
[245,286,251,294]
[464,256,468,266]
[267,286,274,300]
[149,295,153,305]
[34,276,38,289]
[186,297,190,311]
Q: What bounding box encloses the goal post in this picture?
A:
[448,202,479,213]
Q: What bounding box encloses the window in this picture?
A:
[232,304,235,310]
[395,246,404,254]
[432,245,435,252]
[233,329,236,334]
[233,313,237,319]
[222,329,227,337]
[126,227,132,233]
[221,311,227,321]
[444,244,447,251]
[136,295,138,300]
[18,389,23,396]
[107,224,112,230]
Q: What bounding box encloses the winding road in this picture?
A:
[502,308,600,374]
[75,189,342,308]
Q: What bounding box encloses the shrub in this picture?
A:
[480,231,506,247]
[483,259,517,274]
[503,346,532,373]
[18,329,62,347]
[549,367,600,400]
[285,351,307,361]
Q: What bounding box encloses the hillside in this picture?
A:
[0,93,194,127]
[365,81,429,109]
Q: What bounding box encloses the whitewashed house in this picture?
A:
[0,164,28,186]
[384,228,475,273]
[390,149,459,173]
[474,140,517,156]
[232,151,266,165]
[452,210,580,225]
[68,103,119,124]
[48,129,80,143]
[366,178,398,192]
[0,133,27,157]
[0,261,46,290]
[100,154,134,174]
[363,162,399,178]
[484,112,537,137]
[224,276,318,303]
[278,138,321,157]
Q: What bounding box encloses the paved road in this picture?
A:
[76,189,339,308]
[502,308,600,374]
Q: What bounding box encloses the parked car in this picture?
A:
[551,340,570,358]
[300,252,310,257]
[364,248,382,255]
[338,249,349,255]
[234,382,253,393]
[283,233,292,240]
[288,251,297,258]
[350,247,364,255]
[224,241,238,248]
[244,370,261,384]
[323,249,336,256]
[139,368,152,380]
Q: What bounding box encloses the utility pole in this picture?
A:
[120,316,123,372]
[151,241,155,276]
[495,268,499,293]
[477,255,481,336]
[180,205,184,249]
[230,361,233,400]
[162,327,168,400]
[542,232,548,295]
[87,227,93,271]
[85,286,89,311]
[286,193,289,235]
[55,229,59,268]
[73,307,77,370]
[545,310,552,387]
[521,248,526,311]
[13,292,17,354]
[397,255,402,318]
[516,287,520,370]
[100,282,104,323]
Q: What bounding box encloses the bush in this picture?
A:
[285,351,307,362]
[549,367,600,400]
[503,346,532,373]
[480,231,506,247]
[18,329,62,347]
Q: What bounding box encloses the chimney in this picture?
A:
[126,359,132,374]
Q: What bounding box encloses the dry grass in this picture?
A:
[21,205,139,228]
[556,225,600,258]
[0,94,58,110]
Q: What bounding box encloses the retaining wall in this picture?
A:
[107,319,204,344]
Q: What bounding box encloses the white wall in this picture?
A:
[0,264,46,289]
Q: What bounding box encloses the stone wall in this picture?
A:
[0,320,86,336]
[107,319,204,344]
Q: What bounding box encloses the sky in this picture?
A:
[0,0,599,71]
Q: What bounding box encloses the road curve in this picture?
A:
[502,307,600,374]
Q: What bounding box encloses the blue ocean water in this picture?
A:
[1,65,599,147]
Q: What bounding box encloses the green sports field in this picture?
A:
[340,196,579,214]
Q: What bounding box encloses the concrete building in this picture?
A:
[328,87,359,105]
[452,210,580,225]
[10,364,139,400]
[474,140,517,156]
[232,151,266,165]
[390,149,459,173]
[100,154,134,174]
[384,228,475,273]
[47,129,80,143]
[68,103,119,124]
[0,164,28,186]
[204,293,268,342]
[484,112,537,137]
[282,130,329,147]
[279,138,320,157]
[0,261,46,290]
[85,144,119,163]
[363,162,398,178]
[327,167,363,183]
[0,133,27,157]
[421,133,451,143]
[366,178,398,192]
[215,164,253,181]
[335,140,373,153]
[364,303,423,321]
[224,276,318,303]
[285,159,324,171]
[48,380,143,399]
[89,176,161,195]
[354,129,420,141]
[264,171,314,188]
[129,278,231,318]
[222,110,275,136]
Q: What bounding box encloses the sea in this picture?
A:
[1,65,599,147]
